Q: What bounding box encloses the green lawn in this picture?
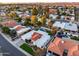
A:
[20,43,35,55]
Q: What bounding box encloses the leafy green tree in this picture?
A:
[10,29,17,37]
[36,21,42,27]
[24,18,31,26]
[2,27,10,34]
[14,16,22,22]
[71,36,79,41]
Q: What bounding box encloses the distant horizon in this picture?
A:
[0,2,79,7]
[0,0,79,3]
[0,2,79,4]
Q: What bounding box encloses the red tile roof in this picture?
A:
[49,9,57,14]
[15,25,23,31]
[48,37,79,56]
[31,32,42,41]
[48,37,64,55]
[1,20,17,27]
[73,51,79,56]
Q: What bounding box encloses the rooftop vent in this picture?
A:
[61,40,64,44]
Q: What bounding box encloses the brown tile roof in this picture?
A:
[48,37,79,56]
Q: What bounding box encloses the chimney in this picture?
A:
[61,40,64,44]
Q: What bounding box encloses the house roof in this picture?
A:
[17,27,31,36]
[48,37,64,55]
[64,22,78,31]
[14,25,23,31]
[53,21,78,31]
[21,30,35,40]
[73,51,79,56]
[47,37,79,56]
[21,30,51,48]
[53,21,65,29]
[49,9,57,14]
[31,32,42,41]
[1,20,17,27]
[9,25,31,36]
[49,2,79,7]
[33,31,51,48]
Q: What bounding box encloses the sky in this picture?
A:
[0,0,79,3]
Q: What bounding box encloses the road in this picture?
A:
[0,34,26,56]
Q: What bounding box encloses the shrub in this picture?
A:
[14,17,22,22]
[2,26,10,34]
[24,18,31,26]
[46,30,52,35]
[71,36,79,41]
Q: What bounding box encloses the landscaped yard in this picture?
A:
[20,43,35,55]
[71,36,79,41]
[46,30,52,35]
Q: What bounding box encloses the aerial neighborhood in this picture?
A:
[0,3,79,56]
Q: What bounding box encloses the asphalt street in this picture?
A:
[0,34,26,56]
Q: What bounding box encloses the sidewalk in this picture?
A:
[0,31,32,56]
[13,38,25,47]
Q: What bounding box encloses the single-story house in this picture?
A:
[49,14,58,20]
[21,30,51,48]
[47,37,79,56]
[10,25,31,36]
[33,30,51,48]
[21,30,35,40]
[18,13,30,19]
[53,21,78,31]
[49,8,57,14]
[53,21,65,29]
[64,22,78,31]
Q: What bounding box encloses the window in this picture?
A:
[63,49,68,56]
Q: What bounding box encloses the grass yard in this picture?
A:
[20,43,35,55]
